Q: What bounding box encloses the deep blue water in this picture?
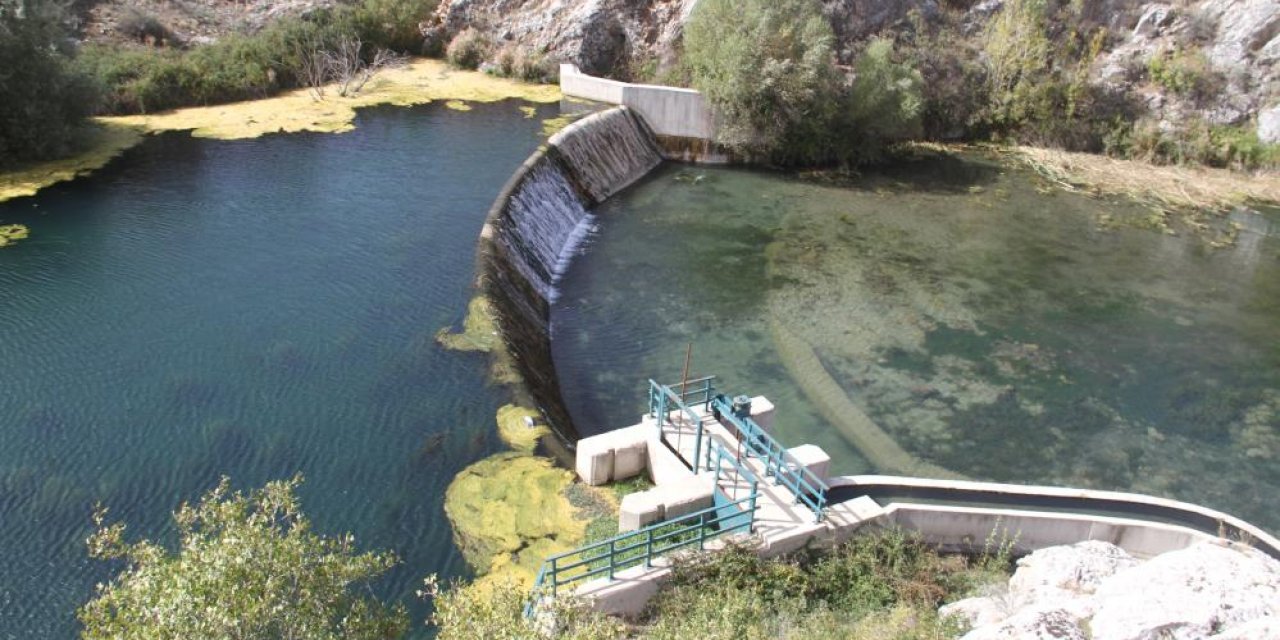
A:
[0,100,556,637]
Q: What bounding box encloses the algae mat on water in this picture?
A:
[0,123,143,202]
[444,452,589,588]
[0,59,560,204]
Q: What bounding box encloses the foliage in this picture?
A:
[74,0,438,115]
[1115,117,1280,170]
[489,45,558,83]
[0,0,99,167]
[840,38,924,164]
[684,0,842,165]
[78,475,408,640]
[116,8,172,46]
[446,28,490,70]
[428,529,1009,639]
[1146,47,1223,104]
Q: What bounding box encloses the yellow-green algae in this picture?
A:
[435,296,499,352]
[0,224,31,248]
[101,59,560,140]
[496,404,549,452]
[1,59,560,204]
[443,452,589,589]
[0,123,143,203]
[444,99,473,111]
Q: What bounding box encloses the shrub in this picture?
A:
[839,38,924,164]
[446,28,490,70]
[0,0,99,166]
[684,0,843,165]
[1146,47,1223,104]
[117,8,172,46]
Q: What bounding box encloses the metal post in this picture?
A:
[550,557,558,596]
[645,528,654,568]
[749,481,758,533]
[698,512,707,550]
[608,540,616,580]
[692,407,704,473]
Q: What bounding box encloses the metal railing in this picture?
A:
[525,492,758,615]
[710,394,829,522]
[704,438,761,503]
[648,377,715,471]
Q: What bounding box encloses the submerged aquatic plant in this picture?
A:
[0,223,30,247]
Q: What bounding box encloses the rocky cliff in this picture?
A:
[425,0,1280,143]
[942,540,1280,639]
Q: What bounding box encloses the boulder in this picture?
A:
[962,606,1088,640]
[1089,541,1280,640]
[940,594,1014,630]
[1009,540,1139,603]
[1133,3,1175,38]
[1259,104,1280,144]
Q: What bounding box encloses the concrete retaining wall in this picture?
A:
[560,64,720,146]
[830,475,1280,560]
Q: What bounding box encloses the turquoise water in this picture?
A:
[0,100,555,637]
[552,156,1280,533]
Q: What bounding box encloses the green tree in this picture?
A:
[0,0,98,167]
[79,475,408,640]
[840,38,924,165]
[684,0,842,165]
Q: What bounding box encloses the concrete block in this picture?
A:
[749,396,776,432]
[613,440,648,481]
[620,491,665,532]
[786,444,831,483]
[575,440,614,486]
[657,475,715,520]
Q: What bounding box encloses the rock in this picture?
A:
[1259,105,1280,144]
[1089,541,1280,640]
[1133,3,1175,38]
[962,606,1089,640]
[1199,0,1280,69]
[1009,540,1139,602]
[1208,616,1280,639]
[940,594,1014,629]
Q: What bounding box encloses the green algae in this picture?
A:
[495,404,548,452]
[0,124,143,203]
[0,224,30,248]
[435,296,500,352]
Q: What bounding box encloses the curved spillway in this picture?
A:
[829,476,1280,560]
[477,106,662,441]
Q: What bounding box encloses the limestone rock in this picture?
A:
[1133,3,1175,38]
[1199,0,1280,70]
[1208,616,1280,639]
[1089,541,1280,640]
[1009,540,1139,602]
[962,606,1088,640]
[1259,105,1280,144]
[940,594,1014,630]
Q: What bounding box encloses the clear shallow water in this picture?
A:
[0,100,555,637]
[552,156,1280,533]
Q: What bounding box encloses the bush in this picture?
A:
[79,476,408,639]
[117,8,172,46]
[1121,118,1280,170]
[446,28,490,70]
[489,45,558,83]
[1146,47,1223,104]
[0,0,99,166]
[839,38,924,164]
[685,0,843,165]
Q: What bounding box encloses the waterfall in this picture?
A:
[478,106,664,443]
[498,158,591,298]
[550,108,663,204]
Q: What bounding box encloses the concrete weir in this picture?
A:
[567,394,1280,617]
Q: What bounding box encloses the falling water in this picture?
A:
[551,108,663,203]
[479,106,665,441]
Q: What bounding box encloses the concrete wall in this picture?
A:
[560,64,718,141]
[830,475,1280,561]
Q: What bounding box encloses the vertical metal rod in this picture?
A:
[608,540,616,580]
[645,528,654,568]
[675,344,692,462]
[550,557,558,596]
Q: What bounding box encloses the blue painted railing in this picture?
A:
[648,377,715,471]
[710,394,829,522]
[525,492,758,615]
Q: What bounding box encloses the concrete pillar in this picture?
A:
[786,444,831,483]
[750,396,776,432]
[620,491,665,531]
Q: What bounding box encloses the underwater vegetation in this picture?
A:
[0,224,30,247]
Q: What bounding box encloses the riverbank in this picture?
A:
[0,59,560,204]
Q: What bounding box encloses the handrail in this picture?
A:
[711,394,829,521]
[648,379,714,470]
[704,438,762,501]
[525,493,758,616]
